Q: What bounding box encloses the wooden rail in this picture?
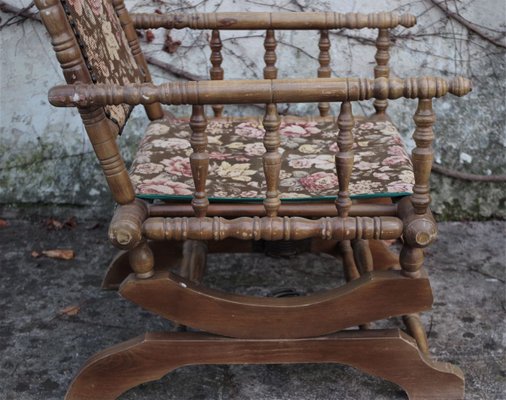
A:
[131,12,416,30]
[142,216,403,241]
[48,76,472,107]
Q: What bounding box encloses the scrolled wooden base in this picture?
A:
[65,329,464,400]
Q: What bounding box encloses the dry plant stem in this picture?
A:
[430,0,506,49]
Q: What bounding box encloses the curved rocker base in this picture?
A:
[65,329,464,400]
[120,269,433,339]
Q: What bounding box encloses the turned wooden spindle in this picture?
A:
[317,30,331,117]
[262,30,281,217]
[335,102,355,218]
[262,103,282,217]
[209,30,224,117]
[411,98,435,215]
[129,240,155,279]
[112,0,163,120]
[373,28,390,119]
[130,12,417,30]
[142,216,404,242]
[189,105,209,218]
[263,29,278,79]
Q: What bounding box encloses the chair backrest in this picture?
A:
[35,0,154,132]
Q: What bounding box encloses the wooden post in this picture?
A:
[189,105,210,217]
[262,29,281,217]
[209,30,224,117]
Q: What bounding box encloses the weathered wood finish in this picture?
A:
[48,76,472,108]
[108,199,149,250]
[34,0,135,205]
[412,98,436,215]
[65,329,464,400]
[142,216,403,241]
[189,105,210,217]
[38,5,471,398]
[317,30,332,116]
[263,29,278,79]
[373,28,391,119]
[120,270,433,339]
[262,104,282,217]
[335,102,355,217]
[209,29,224,117]
[131,12,417,30]
[111,0,163,120]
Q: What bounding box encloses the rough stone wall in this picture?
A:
[0,0,505,218]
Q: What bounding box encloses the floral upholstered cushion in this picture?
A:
[130,116,415,201]
[62,0,144,130]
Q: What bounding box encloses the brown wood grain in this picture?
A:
[65,329,464,400]
[120,270,433,339]
[48,76,473,108]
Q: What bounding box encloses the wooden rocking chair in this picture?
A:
[35,0,472,398]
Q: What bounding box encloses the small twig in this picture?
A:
[0,1,38,29]
[144,55,205,81]
[430,0,506,49]
[432,163,506,183]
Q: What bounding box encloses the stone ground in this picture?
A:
[0,216,504,400]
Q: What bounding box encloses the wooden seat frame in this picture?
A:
[35,1,472,398]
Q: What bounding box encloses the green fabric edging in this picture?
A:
[136,191,412,203]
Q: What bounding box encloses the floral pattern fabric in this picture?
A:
[130,116,415,201]
[62,0,144,130]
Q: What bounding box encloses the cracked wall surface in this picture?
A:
[0,0,505,218]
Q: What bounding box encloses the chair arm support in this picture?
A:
[109,199,149,250]
[130,12,416,30]
[48,77,472,108]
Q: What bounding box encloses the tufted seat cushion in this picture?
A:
[129,116,414,202]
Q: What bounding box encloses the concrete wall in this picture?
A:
[1,0,505,219]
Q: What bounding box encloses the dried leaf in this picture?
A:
[64,216,78,229]
[31,250,41,258]
[44,218,63,230]
[59,304,80,316]
[0,219,9,228]
[163,31,181,53]
[145,30,155,43]
[41,249,75,260]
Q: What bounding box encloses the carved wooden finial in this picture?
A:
[317,30,332,117]
[449,76,473,97]
[335,102,355,217]
[209,29,224,117]
[264,29,278,79]
[189,105,210,218]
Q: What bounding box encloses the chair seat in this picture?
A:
[130,116,414,202]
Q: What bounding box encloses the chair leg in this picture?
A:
[102,241,184,290]
[403,313,430,355]
[179,240,208,283]
[65,329,464,400]
[364,239,430,354]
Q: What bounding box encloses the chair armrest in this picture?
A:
[48,76,471,108]
[130,12,416,30]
